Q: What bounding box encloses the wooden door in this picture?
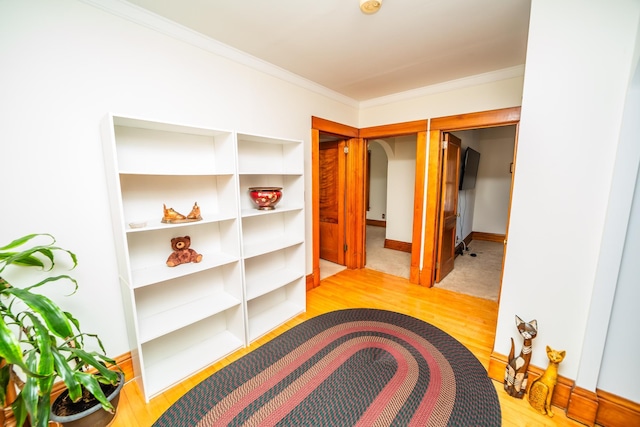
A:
[435,133,461,282]
[319,140,346,265]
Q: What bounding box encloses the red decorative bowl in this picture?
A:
[248,187,283,210]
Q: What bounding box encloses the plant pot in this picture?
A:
[50,371,124,427]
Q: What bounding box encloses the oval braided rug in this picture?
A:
[153,309,501,426]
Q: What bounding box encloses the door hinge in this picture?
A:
[442,139,448,150]
[344,146,349,154]
[343,244,348,252]
[435,262,440,269]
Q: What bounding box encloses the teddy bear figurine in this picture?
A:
[166,235,203,267]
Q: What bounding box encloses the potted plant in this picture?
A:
[0,234,123,427]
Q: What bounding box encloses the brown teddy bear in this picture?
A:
[166,235,203,267]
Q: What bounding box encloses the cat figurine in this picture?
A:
[528,346,566,417]
[504,315,538,398]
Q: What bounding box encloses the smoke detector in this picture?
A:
[360,0,382,14]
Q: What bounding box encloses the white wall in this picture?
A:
[385,136,417,243]
[0,0,358,357]
[590,32,640,400]
[360,76,524,127]
[473,126,516,235]
[496,0,640,399]
[366,141,388,221]
[596,167,640,401]
[366,136,417,244]
[451,127,515,241]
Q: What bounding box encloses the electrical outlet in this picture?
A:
[382,213,385,219]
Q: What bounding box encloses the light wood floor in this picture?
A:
[111,268,587,427]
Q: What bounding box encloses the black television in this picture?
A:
[459,147,480,190]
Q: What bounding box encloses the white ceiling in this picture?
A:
[125,0,531,102]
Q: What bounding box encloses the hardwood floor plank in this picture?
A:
[110,268,586,427]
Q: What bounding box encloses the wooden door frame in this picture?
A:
[312,107,520,290]
[312,118,427,286]
[420,107,521,287]
[311,117,359,289]
[359,120,428,284]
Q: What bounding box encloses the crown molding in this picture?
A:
[359,65,526,109]
[81,0,524,111]
[81,0,359,108]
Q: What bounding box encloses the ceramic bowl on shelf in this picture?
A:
[248,187,283,210]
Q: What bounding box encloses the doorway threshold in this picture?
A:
[319,258,347,280]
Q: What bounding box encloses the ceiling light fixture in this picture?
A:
[360,0,382,14]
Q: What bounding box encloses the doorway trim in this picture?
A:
[420,107,521,288]
[311,117,359,289]
[360,120,428,284]
[312,107,520,289]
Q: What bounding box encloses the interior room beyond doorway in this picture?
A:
[312,108,520,291]
[433,125,517,301]
[365,136,416,279]
[361,125,516,302]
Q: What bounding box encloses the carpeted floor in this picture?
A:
[363,226,503,301]
[153,309,501,427]
[435,240,503,301]
[364,225,411,280]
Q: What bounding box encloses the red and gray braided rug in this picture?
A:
[153,309,500,426]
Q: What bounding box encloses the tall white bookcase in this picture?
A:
[101,114,305,401]
[237,133,306,342]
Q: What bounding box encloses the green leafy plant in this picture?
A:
[0,234,121,427]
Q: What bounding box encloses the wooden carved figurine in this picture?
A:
[504,315,538,398]
[162,202,202,224]
[162,204,186,223]
[186,202,202,220]
[528,346,566,417]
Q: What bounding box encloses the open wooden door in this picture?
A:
[435,132,461,282]
[319,139,346,265]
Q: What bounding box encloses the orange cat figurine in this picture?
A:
[528,346,566,417]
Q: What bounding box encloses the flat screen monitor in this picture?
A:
[459,147,480,190]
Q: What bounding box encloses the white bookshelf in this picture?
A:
[237,133,306,343]
[247,283,305,342]
[140,308,244,396]
[102,115,305,401]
